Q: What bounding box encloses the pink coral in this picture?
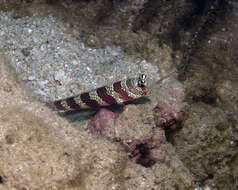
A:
[88,103,180,167]
[88,108,115,135]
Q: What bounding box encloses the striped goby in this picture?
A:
[51,74,147,111]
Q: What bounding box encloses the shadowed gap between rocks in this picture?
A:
[131,0,232,79]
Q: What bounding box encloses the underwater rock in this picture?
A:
[172,102,238,189]
[89,108,116,136]
[127,127,166,167]
[88,105,157,167]
[88,105,154,141]
[154,103,183,130]
[123,143,195,190]
[0,53,127,190]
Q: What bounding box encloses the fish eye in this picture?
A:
[138,74,147,87]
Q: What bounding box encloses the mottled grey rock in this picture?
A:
[172,103,238,189]
[0,11,160,103]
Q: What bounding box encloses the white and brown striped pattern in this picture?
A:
[52,74,147,111]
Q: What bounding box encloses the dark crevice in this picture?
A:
[191,88,217,105]
[130,143,156,168]
[132,0,163,32]
[207,173,214,179]
[175,0,233,80]
[130,0,232,79]
[135,144,156,168]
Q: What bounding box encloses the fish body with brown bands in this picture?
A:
[51,74,147,111]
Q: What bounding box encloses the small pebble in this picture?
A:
[28,76,35,81]
[21,47,31,56]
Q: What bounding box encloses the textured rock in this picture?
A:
[86,76,188,183]
[172,102,238,189]
[175,2,238,188]
[88,105,162,167]
[0,53,127,190]
[88,81,185,166]
[0,5,192,189]
[124,143,194,190]
[0,37,192,189]
[0,52,196,190]
[1,0,237,189]
[182,1,238,111]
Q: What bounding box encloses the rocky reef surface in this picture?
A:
[0,0,237,190]
[0,6,190,190]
